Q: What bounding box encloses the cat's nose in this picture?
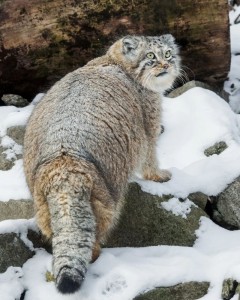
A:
[163,63,169,69]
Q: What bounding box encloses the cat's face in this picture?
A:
[108,35,180,93]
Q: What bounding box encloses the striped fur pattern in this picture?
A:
[23,35,180,294]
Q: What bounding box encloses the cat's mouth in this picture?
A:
[156,71,168,77]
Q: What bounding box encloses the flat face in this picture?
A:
[120,35,181,93]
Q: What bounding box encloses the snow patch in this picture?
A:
[161,197,196,219]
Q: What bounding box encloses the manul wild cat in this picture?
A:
[23,35,180,294]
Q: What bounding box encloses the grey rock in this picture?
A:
[167,80,229,101]
[0,230,52,275]
[134,282,209,300]
[0,233,34,273]
[0,199,34,222]
[0,146,15,171]
[204,141,228,157]
[7,126,25,146]
[215,176,240,228]
[106,183,208,248]
[222,278,240,300]
[188,192,208,210]
[0,126,25,171]
[1,94,29,107]
[167,81,214,98]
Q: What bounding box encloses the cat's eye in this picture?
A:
[165,50,172,59]
[146,52,155,59]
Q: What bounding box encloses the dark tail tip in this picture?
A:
[56,266,85,294]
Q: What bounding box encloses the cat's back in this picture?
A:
[24,62,145,189]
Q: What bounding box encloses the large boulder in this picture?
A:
[167,80,229,101]
[0,200,34,222]
[107,183,208,248]
[105,183,211,299]
[0,0,229,99]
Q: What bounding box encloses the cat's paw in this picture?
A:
[144,169,171,182]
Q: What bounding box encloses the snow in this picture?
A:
[137,88,240,198]
[0,218,38,250]
[1,217,240,300]
[0,4,240,300]
[161,197,196,219]
[0,94,44,202]
[1,92,240,300]
[0,160,31,201]
[0,267,24,300]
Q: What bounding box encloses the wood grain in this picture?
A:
[0,0,230,99]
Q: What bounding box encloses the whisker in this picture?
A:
[181,65,195,81]
[179,69,189,82]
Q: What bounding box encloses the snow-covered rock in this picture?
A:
[0,86,240,299]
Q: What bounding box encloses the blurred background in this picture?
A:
[0,0,231,101]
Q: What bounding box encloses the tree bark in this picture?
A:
[0,0,230,100]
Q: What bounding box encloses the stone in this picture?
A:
[1,94,29,107]
[0,125,25,174]
[0,126,26,171]
[0,199,34,222]
[167,80,229,101]
[167,81,212,98]
[204,141,228,157]
[214,176,240,228]
[0,146,15,171]
[222,278,240,300]
[188,192,208,210]
[106,183,208,248]
[7,126,25,146]
[134,282,210,300]
[0,233,34,273]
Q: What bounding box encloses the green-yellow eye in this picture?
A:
[165,50,172,59]
[146,52,155,59]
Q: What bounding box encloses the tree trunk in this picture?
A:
[0,0,230,100]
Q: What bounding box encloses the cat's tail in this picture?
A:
[43,157,96,294]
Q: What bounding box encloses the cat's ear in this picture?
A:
[161,34,175,43]
[122,36,140,55]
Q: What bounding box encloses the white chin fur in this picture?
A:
[145,74,175,93]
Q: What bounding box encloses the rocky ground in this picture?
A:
[1,79,240,299]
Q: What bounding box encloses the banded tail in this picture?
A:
[45,159,96,294]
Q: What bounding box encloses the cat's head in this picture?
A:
[107,35,180,93]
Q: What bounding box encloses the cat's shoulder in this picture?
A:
[77,55,129,80]
[85,55,111,67]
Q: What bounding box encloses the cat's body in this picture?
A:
[23,35,180,294]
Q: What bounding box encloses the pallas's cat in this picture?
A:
[24,35,180,294]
